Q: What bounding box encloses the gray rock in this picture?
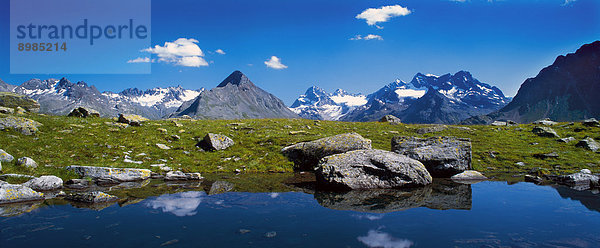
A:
[0,106,14,114]
[0,149,14,163]
[582,118,600,127]
[65,191,118,203]
[556,171,599,190]
[156,143,171,150]
[450,170,488,183]
[315,149,432,190]
[524,175,543,184]
[68,107,100,118]
[515,162,526,167]
[558,137,576,143]
[23,176,63,191]
[150,164,172,172]
[576,137,600,152]
[0,174,36,180]
[416,125,448,134]
[0,183,44,204]
[66,165,151,182]
[391,136,472,177]
[64,179,90,189]
[533,152,559,159]
[379,115,402,124]
[16,157,38,169]
[197,133,234,151]
[533,118,558,126]
[165,171,203,181]
[532,126,559,138]
[0,116,42,135]
[209,181,234,195]
[118,114,148,126]
[281,132,372,171]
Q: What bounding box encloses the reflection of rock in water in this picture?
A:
[314,179,471,213]
[553,185,600,213]
[0,201,42,217]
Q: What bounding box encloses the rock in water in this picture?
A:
[281,132,372,171]
[450,170,488,183]
[315,149,432,190]
[0,149,14,163]
[209,181,234,195]
[196,133,234,151]
[0,183,44,204]
[68,107,100,118]
[379,115,402,124]
[532,127,560,138]
[23,176,63,191]
[0,116,42,135]
[64,179,90,189]
[118,114,148,126]
[391,136,472,177]
[66,191,118,203]
[556,170,599,190]
[16,157,38,169]
[576,137,600,152]
[66,165,151,182]
[165,171,203,181]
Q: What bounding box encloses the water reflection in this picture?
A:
[357,230,414,248]
[553,185,600,213]
[315,179,472,213]
[145,191,205,216]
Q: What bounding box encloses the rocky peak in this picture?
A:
[217,70,253,88]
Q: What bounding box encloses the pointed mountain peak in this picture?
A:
[217,70,253,87]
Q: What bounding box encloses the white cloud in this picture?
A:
[264,56,288,69]
[350,34,384,41]
[145,191,205,217]
[357,230,414,248]
[562,0,576,6]
[356,5,411,26]
[215,49,226,55]
[127,57,151,63]
[142,38,208,67]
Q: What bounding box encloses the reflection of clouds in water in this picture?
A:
[146,191,205,217]
[358,230,413,248]
[269,193,280,198]
[352,214,384,221]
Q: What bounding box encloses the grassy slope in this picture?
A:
[0,112,599,180]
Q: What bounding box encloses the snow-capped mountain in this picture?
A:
[289,86,367,120]
[2,77,203,119]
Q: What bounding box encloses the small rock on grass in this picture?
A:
[16,157,38,169]
[156,143,171,150]
[196,133,234,151]
[576,137,600,152]
[0,149,13,162]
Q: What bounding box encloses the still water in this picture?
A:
[1,179,599,248]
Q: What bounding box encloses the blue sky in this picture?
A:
[0,0,598,104]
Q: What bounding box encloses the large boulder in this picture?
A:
[0,149,14,163]
[533,118,558,126]
[0,116,42,135]
[582,118,600,127]
[16,157,38,169]
[391,136,472,177]
[556,169,599,190]
[281,133,372,171]
[196,133,234,151]
[65,191,118,203]
[68,107,100,118]
[532,126,559,138]
[66,165,151,182]
[379,115,402,124]
[576,137,600,152]
[118,114,148,126]
[23,176,63,191]
[165,171,203,181]
[315,149,432,190]
[0,183,44,204]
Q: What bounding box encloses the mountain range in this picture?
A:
[292,71,510,124]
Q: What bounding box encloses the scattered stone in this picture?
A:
[117,114,148,126]
[172,120,183,127]
[123,158,143,164]
[15,107,26,115]
[156,143,171,150]
[164,171,203,181]
[391,136,472,177]
[582,118,600,127]
[488,151,499,158]
[576,137,600,152]
[65,191,118,204]
[170,135,180,140]
[196,133,234,151]
[556,170,599,190]
[533,152,559,159]
[315,149,432,190]
[157,128,168,134]
[0,116,42,135]
[491,120,516,126]
[67,107,100,118]
[0,183,44,204]
[450,170,488,182]
[416,125,447,134]
[379,115,402,124]
[524,175,543,184]
[282,125,292,129]
[281,132,372,171]
[515,162,526,167]
[289,130,308,135]
[0,106,14,114]
[528,167,550,177]
[532,126,559,138]
[23,176,63,191]
[238,229,251,234]
[150,164,172,172]
[16,157,38,169]
[558,137,576,143]
[64,179,90,189]
[208,181,234,195]
[66,165,151,182]
[0,149,14,163]
[533,118,558,126]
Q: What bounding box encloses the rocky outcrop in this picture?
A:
[66,165,151,182]
[118,114,148,126]
[68,107,100,118]
[0,116,42,135]
[582,118,600,127]
[379,115,402,124]
[391,136,472,177]
[66,191,118,203]
[576,137,600,152]
[532,127,559,138]
[165,171,203,181]
[315,149,432,190]
[0,106,14,114]
[556,169,599,190]
[16,157,38,169]
[0,182,44,204]
[23,176,63,191]
[196,133,234,151]
[281,133,372,171]
[0,92,40,113]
